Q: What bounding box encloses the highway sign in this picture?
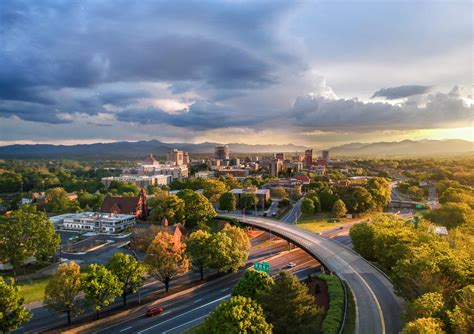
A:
[254,261,270,274]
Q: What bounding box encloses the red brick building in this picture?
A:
[100,188,148,220]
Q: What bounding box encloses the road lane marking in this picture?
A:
[193,298,203,303]
[220,288,229,292]
[137,294,230,334]
[162,313,209,334]
[120,326,133,332]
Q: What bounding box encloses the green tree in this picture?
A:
[196,296,272,334]
[219,192,237,212]
[45,187,80,213]
[0,205,60,274]
[332,199,347,218]
[208,232,234,274]
[446,285,474,334]
[405,292,445,322]
[271,187,288,199]
[148,194,185,225]
[352,186,375,213]
[82,264,123,319]
[349,222,376,260]
[77,191,105,211]
[106,253,145,306]
[240,193,258,213]
[178,189,216,227]
[232,269,273,299]
[185,230,212,280]
[0,277,32,332]
[202,179,228,204]
[401,317,445,334]
[424,202,474,230]
[145,232,189,292]
[44,261,82,324]
[222,224,251,269]
[257,271,322,334]
[107,180,140,196]
[367,177,392,210]
[301,198,315,215]
[319,189,338,211]
[0,172,22,193]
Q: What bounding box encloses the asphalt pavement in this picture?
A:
[223,213,404,334]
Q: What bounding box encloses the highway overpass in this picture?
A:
[222,214,404,334]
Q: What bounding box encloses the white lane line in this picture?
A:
[162,313,209,334]
[138,294,230,334]
[119,326,133,332]
[193,298,203,303]
[220,288,229,292]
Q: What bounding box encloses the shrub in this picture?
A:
[316,273,345,334]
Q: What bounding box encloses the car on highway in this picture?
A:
[145,306,164,317]
[288,262,296,268]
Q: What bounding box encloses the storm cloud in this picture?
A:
[293,87,473,131]
[371,85,432,100]
[0,0,472,145]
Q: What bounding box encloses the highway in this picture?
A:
[222,214,404,334]
[17,234,301,333]
[72,248,319,334]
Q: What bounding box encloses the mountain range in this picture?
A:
[0,139,471,159]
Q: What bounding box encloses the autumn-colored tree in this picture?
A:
[145,232,189,292]
[44,261,82,323]
[401,317,445,334]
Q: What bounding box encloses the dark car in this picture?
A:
[146,306,164,317]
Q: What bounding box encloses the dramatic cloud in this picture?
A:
[0,0,472,145]
[371,85,432,100]
[293,87,473,131]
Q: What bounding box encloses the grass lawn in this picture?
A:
[296,212,351,233]
[18,277,50,304]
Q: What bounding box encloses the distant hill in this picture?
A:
[0,140,308,159]
[328,139,474,157]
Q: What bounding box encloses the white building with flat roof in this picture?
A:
[140,164,189,179]
[51,212,136,233]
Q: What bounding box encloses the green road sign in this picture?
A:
[254,261,270,274]
[415,204,424,209]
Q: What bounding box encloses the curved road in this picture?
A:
[224,214,403,334]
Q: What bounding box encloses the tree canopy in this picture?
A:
[197,296,272,334]
[0,277,31,332]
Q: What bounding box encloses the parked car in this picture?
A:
[146,306,164,317]
[288,262,296,268]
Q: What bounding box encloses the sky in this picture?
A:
[0,0,473,148]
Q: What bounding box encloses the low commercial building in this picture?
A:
[263,178,303,190]
[100,189,148,220]
[230,188,270,208]
[140,164,189,179]
[217,168,250,178]
[195,171,216,178]
[51,212,136,233]
[101,174,172,188]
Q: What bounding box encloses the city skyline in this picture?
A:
[1,0,472,147]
